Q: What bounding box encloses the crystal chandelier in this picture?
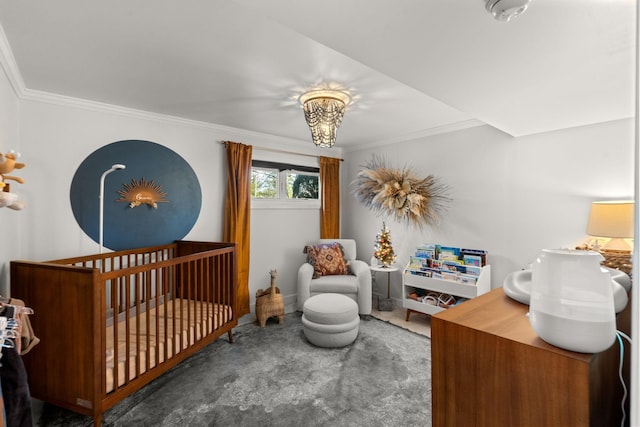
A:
[299,89,351,148]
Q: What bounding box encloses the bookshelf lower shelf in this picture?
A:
[404,298,446,316]
[402,265,491,317]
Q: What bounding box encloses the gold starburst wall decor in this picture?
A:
[351,156,450,228]
[117,178,168,209]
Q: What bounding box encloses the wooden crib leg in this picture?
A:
[227,330,233,343]
[94,413,102,426]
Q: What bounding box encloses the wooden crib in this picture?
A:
[10,240,237,426]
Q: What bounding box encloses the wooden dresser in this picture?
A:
[431,287,629,427]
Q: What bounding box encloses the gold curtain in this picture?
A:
[222,141,252,317]
[320,156,341,239]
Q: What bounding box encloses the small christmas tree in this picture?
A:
[374,222,397,267]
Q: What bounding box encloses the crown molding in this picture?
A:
[25,86,344,157]
[0,23,26,97]
[19,86,341,156]
[344,119,486,152]
[0,25,320,151]
[25,87,314,142]
[0,22,477,155]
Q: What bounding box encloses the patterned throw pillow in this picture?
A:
[304,242,349,278]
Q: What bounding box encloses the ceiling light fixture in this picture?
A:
[299,89,351,148]
[485,0,532,22]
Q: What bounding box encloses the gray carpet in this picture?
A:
[36,312,432,426]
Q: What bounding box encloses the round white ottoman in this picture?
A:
[302,293,360,348]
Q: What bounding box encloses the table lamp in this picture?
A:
[586,200,634,275]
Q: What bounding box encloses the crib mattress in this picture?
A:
[105,298,232,393]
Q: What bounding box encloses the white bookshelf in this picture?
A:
[402,264,491,316]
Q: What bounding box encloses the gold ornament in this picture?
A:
[117,178,168,209]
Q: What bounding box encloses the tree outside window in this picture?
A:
[289,172,319,199]
[251,161,320,205]
[251,167,278,198]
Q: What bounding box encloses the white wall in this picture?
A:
[1,65,634,319]
[250,207,319,310]
[0,66,20,295]
[0,86,337,320]
[248,147,322,312]
[17,99,228,261]
[342,120,634,303]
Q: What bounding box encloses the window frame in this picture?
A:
[251,166,280,200]
[251,161,321,210]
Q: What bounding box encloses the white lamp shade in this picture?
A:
[586,200,634,239]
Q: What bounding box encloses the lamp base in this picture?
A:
[601,237,632,251]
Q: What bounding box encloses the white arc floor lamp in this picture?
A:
[99,164,125,254]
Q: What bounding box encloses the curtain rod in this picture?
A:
[220,141,343,161]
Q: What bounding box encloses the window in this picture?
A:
[286,170,319,199]
[251,167,279,199]
[251,160,320,208]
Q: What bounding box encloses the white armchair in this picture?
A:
[297,239,372,315]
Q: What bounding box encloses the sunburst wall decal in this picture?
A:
[117,178,168,209]
[351,156,451,228]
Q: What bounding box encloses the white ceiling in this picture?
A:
[0,1,634,149]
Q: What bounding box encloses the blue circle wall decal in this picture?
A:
[70,140,202,251]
